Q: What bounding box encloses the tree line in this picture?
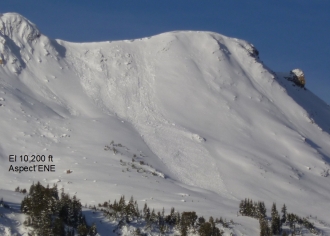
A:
[239,198,318,235]
[16,182,320,235]
[97,195,226,235]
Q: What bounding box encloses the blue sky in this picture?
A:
[1,0,329,104]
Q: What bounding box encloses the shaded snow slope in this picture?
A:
[0,190,29,235]
[1,13,330,234]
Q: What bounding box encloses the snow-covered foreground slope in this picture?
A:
[1,13,330,235]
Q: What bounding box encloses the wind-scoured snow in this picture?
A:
[1,13,330,235]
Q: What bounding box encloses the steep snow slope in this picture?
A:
[1,13,330,234]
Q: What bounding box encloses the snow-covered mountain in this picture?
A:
[1,13,330,235]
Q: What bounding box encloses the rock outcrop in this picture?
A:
[284,68,306,87]
[290,69,305,87]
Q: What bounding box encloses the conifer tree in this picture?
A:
[165,207,176,225]
[77,219,89,235]
[134,200,140,218]
[239,199,245,215]
[287,213,295,231]
[143,203,148,218]
[259,217,271,236]
[198,216,206,226]
[125,196,135,220]
[199,222,213,236]
[145,209,152,232]
[281,204,287,225]
[258,201,267,218]
[198,217,223,236]
[145,207,151,222]
[151,208,157,223]
[162,207,165,218]
[271,203,281,235]
[209,216,215,228]
[175,211,181,229]
[34,213,52,236]
[118,195,126,215]
[179,212,198,235]
[157,210,167,234]
[248,199,253,216]
[89,223,98,236]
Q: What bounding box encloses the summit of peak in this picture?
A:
[0,12,41,43]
